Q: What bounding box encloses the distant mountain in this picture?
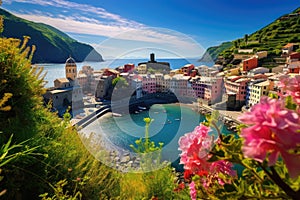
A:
[199,42,233,62]
[0,8,103,63]
[201,7,300,65]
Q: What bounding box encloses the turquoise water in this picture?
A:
[81,104,232,165]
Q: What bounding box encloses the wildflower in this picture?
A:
[179,124,236,186]
[279,75,300,105]
[189,181,197,200]
[174,182,185,192]
[202,160,236,189]
[238,97,300,178]
[76,177,81,182]
[178,124,212,173]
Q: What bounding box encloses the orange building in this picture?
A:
[181,64,195,76]
[103,68,120,78]
[242,56,258,71]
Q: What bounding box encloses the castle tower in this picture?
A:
[65,56,77,80]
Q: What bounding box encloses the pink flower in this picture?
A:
[202,160,236,189]
[178,124,213,173]
[189,181,197,200]
[179,124,236,187]
[238,97,300,178]
[279,75,300,105]
[210,160,236,177]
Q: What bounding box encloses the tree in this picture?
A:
[233,41,238,48]
[237,39,241,48]
[244,34,248,46]
[112,77,128,89]
[258,34,263,43]
[0,0,3,34]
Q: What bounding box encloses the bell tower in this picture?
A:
[65,56,77,80]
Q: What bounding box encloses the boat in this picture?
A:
[112,113,122,117]
[138,106,147,110]
[175,118,180,121]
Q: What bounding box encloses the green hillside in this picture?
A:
[203,7,300,66]
[199,41,233,61]
[0,8,103,63]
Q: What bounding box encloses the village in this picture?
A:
[43,43,300,122]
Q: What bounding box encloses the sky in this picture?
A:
[2,0,300,59]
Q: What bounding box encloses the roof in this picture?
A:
[235,78,249,83]
[227,75,240,80]
[120,72,129,76]
[77,74,87,78]
[105,68,120,74]
[54,78,70,83]
[164,75,171,79]
[255,81,270,87]
[283,43,294,48]
[66,57,76,64]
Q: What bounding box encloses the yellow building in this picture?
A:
[248,80,274,106]
[225,67,240,76]
[137,64,147,74]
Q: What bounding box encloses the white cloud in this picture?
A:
[7,0,205,58]
[7,0,143,27]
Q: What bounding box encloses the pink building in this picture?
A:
[190,76,223,104]
[225,76,250,109]
[141,74,156,93]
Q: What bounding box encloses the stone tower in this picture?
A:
[65,56,77,80]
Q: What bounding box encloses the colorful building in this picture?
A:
[181,64,196,76]
[124,63,135,73]
[242,56,258,71]
[43,57,83,115]
[103,68,120,78]
[137,64,147,74]
[141,74,156,94]
[247,80,274,107]
[189,76,223,105]
[282,43,295,56]
[287,61,300,73]
[224,76,249,110]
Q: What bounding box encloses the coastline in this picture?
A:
[172,102,242,132]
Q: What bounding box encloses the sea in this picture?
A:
[39,58,214,88]
[41,58,222,169]
[80,104,233,170]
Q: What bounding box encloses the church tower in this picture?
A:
[65,56,77,81]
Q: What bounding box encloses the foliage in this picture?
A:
[126,117,189,199]
[178,75,300,199]
[39,180,82,200]
[112,76,128,88]
[0,35,120,199]
[200,42,233,61]
[210,7,300,66]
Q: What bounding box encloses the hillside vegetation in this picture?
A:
[0,8,103,63]
[202,7,300,67]
[199,41,233,62]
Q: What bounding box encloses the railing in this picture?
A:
[73,105,111,129]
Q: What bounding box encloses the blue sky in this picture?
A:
[2,0,300,59]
